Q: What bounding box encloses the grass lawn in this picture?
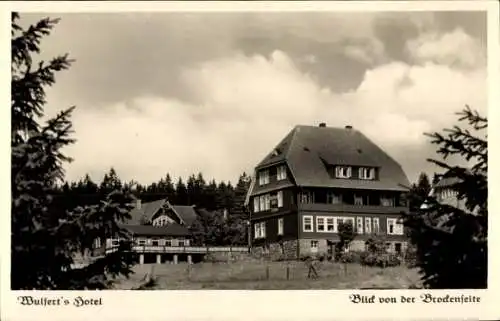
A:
[112,260,422,290]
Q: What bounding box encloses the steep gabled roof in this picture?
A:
[128,199,167,224]
[254,125,410,192]
[257,127,298,168]
[128,199,198,226]
[171,205,198,226]
[119,223,191,237]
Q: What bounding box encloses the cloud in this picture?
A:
[406,27,486,68]
[343,38,386,65]
[63,48,486,185]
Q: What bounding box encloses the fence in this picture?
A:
[105,245,249,254]
[118,260,420,290]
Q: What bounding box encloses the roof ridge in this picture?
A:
[284,125,300,159]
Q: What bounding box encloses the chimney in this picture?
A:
[319,122,326,128]
[345,125,353,130]
[136,199,142,210]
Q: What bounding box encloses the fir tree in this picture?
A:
[403,106,487,289]
[163,173,176,202]
[99,167,122,196]
[175,177,188,205]
[11,13,136,290]
[226,173,251,245]
[408,172,432,212]
[203,179,219,211]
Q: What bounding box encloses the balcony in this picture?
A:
[105,245,249,254]
[298,202,407,214]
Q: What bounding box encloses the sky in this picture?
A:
[21,10,487,185]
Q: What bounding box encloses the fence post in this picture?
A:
[344,262,348,276]
[286,266,290,280]
[266,265,270,280]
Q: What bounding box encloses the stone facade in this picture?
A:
[251,238,408,260]
[251,239,298,260]
[298,238,328,257]
[348,240,366,252]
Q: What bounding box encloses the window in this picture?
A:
[311,240,319,253]
[381,196,395,207]
[258,170,270,185]
[316,217,325,232]
[395,243,402,254]
[253,197,260,212]
[264,194,271,211]
[365,217,372,234]
[354,195,364,205]
[152,238,159,246]
[299,191,314,204]
[259,195,266,211]
[178,241,185,247]
[165,240,172,247]
[277,191,283,207]
[277,165,287,180]
[254,222,267,238]
[335,166,352,178]
[373,217,380,234]
[94,238,101,249]
[333,217,353,232]
[327,192,341,204]
[359,167,375,180]
[335,217,343,231]
[303,216,313,232]
[387,218,404,235]
[356,217,364,234]
[278,218,284,235]
[345,217,355,227]
[326,217,335,232]
[255,194,271,211]
[137,238,146,246]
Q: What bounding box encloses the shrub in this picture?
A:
[404,246,418,268]
[337,251,363,264]
[361,253,378,266]
[361,252,401,268]
[299,254,311,262]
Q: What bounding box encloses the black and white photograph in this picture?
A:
[6,0,492,301]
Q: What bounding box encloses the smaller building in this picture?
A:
[92,199,198,263]
[92,199,248,264]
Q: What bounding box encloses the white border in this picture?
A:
[1,1,499,320]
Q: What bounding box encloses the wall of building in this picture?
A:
[251,188,297,220]
[252,211,299,245]
[298,211,407,242]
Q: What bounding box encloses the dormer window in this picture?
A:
[258,169,270,185]
[335,166,352,178]
[359,167,375,180]
[277,165,287,180]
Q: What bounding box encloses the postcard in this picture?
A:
[2,1,499,320]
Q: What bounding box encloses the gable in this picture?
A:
[152,214,177,226]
